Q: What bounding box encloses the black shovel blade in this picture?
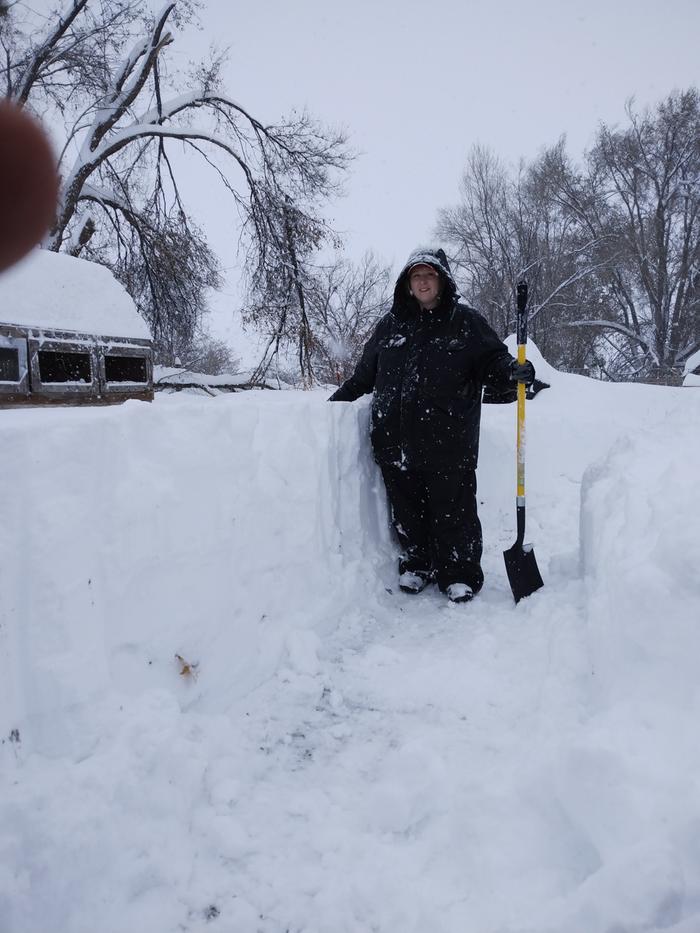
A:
[503,541,544,603]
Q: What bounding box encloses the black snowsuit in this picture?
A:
[330,248,517,593]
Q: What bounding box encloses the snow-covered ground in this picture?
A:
[2,346,700,933]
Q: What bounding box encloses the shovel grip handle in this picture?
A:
[516,280,528,345]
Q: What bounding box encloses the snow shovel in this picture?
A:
[503,280,544,603]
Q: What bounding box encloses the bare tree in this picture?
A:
[244,236,391,388]
[114,213,222,365]
[243,198,329,387]
[2,0,350,357]
[180,334,240,376]
[557,90,700,382]
[437,144,605,372]
[437,145,515,335]
[309,252,391,385]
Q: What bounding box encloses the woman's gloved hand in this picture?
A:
[510,360,536,385]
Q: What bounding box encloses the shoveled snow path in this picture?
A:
[218,581,590,932]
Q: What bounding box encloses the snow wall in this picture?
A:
[0,392,392,760]
[527,397,700,933]
[581,402,700,710]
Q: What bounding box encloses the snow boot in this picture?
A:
[399,570,432,595]
[446,582,474,604]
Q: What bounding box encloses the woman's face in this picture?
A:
[409,264,441,310]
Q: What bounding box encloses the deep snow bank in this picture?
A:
[521,398,700,933]
[581,399,700,707]
[0,392,391,759]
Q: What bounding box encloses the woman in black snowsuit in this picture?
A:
[330,247,535,603]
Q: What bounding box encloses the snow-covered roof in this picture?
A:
[0,249,150,340]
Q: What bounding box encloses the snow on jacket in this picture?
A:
[330,247,515,472]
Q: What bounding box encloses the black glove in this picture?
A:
[510,359,536,386]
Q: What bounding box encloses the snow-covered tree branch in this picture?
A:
[2,0,351,361]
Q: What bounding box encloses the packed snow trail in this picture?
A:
[197,582,592,932]
[2,350,700,932]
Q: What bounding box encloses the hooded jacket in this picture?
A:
[330,247,515,472]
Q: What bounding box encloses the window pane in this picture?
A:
[104,355,148,383]
[38,350,92,384]
[0,347,20,382]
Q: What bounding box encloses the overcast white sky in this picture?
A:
[172,0,699,355]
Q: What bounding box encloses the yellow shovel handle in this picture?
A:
[517,344,526,499]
